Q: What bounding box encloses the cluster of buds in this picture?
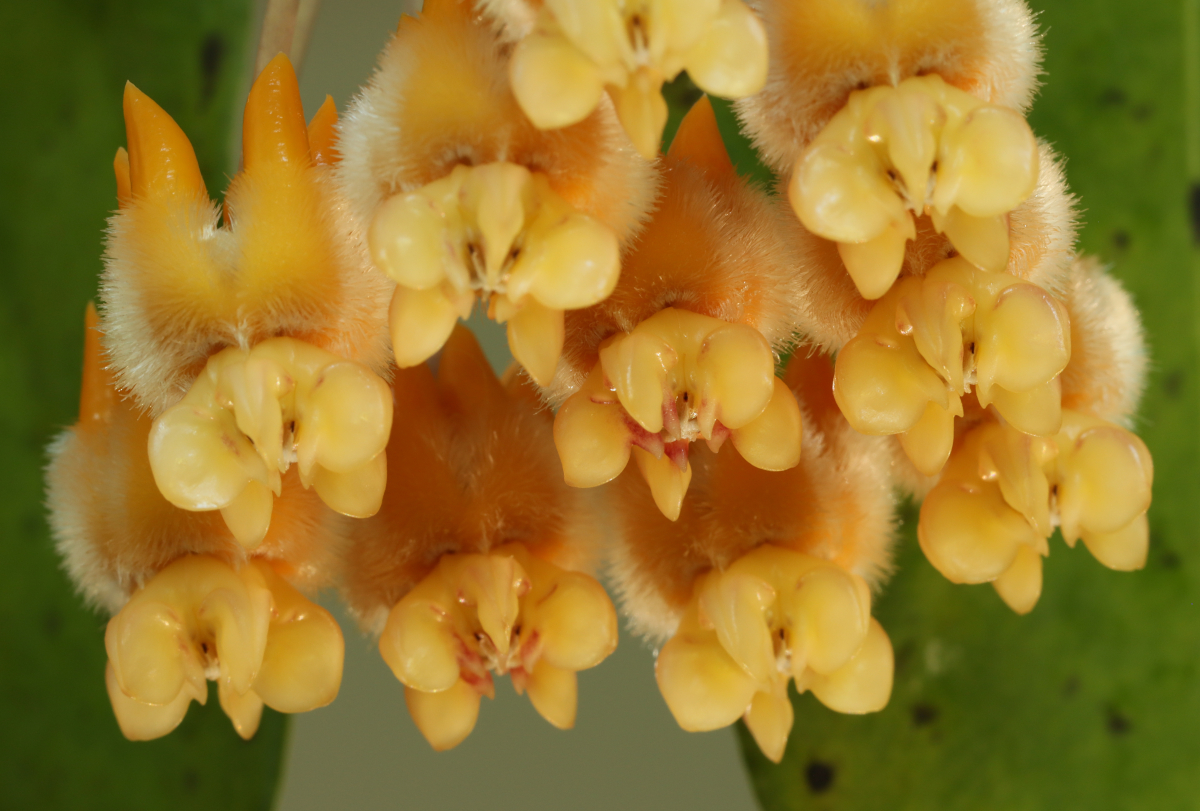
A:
[46,0,1153,771]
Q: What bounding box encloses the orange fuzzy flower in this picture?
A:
[340,326,616,750]
[337,0,657,385]
[102,53,391,414]
[606,351,896,762]
[550,97,807,519]
[46,307,345,740]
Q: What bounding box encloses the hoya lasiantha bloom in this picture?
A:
[46,308,344,740]
[917,258,1153,613]
[46,0,1156,772]
[103,55,393,548]
[339,328,616,751]
[482,0,769,158]
[608,351,896,762]
[549,97,805,521]
[337,0,656,386]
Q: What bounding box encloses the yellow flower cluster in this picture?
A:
[45,0,1151,767]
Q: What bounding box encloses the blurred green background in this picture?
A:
[2,0,1197,809]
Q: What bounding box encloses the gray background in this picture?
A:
[274,2,760,808]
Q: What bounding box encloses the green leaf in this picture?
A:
[737,1,1200,807]
[0,2,291,808]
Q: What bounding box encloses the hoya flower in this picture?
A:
[791,75,1040,298]
[916,258,1153,612]
[919,412,1152,613]
[483,0,769,158]
[46,308,344,740]
[607,352,896,763]
[833,255,1071,476]
[735,0,1076,354]
[102,53,391,413]
[101,56,395,543]
[337,0,656,386]
[551,97,805,519]
[339,327,616,751]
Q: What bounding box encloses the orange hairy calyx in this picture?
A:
[369,162,620,386]
[104,556,343,741]
[554,308,802,520]
[656,545,893,763]
[791,74,1039,298]
[378,544,617,751]
[508,0,768,158]
[834,256,1071,476]
[918,411,1154,613]
[148,337,393,548]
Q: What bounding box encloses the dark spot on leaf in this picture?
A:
[1188,184,1200,245]
[806,760,835,794]
[1159,548,1181,570]
[1132,103,1153,122]
[42,608,62,638]
[912,703,939,727]
[1063,675,1080,697]
[1112,229,1130,250]
[1163,369,1183,399]
[1098,87,1127,106]
[200,34,225,104]
[1106,707,1132,735]
[182,768,200,793]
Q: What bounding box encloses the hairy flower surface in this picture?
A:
[487,0,768,158]
[338,0,655,385]
[340,326,614,750]
[46,308,344,740]
[550,97,805,516]
[102,54,390,413]
[834,256,1071,476]
[608,352,896,762]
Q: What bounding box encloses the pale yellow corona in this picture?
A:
[368,162,620,385]
[378,543,618,751]
[791,75,1039,298]
[919,411,1153,613]
[834,256,1070,476]
[656,545,893,763]
[507,0,768,158]
[554,308,802,520]
[148,337,393,548]
[105,556,343,740]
